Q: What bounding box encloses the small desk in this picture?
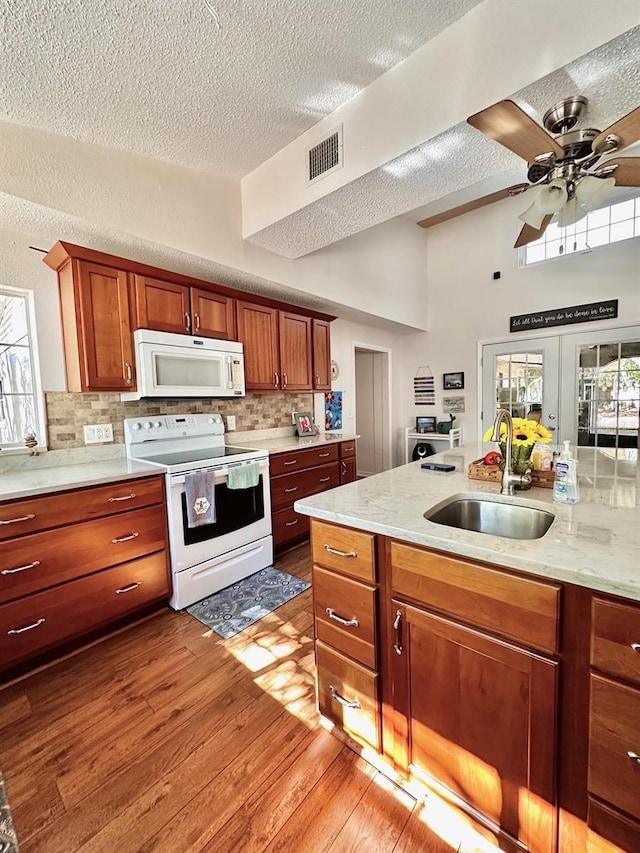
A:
[403,427,463,464]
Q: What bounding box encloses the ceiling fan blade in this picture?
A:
[598,157,640,187]
[417,184,529,229]
[593,107,640,154]
[468,100,564,162]
[514,215,553,249]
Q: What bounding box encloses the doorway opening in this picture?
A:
[353,344,391,476]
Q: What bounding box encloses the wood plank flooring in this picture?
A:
[0,544,493,852]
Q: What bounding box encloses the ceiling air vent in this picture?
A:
[307,125,343,184]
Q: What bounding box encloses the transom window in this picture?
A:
[522,195,640,266]
[0,288,44,450]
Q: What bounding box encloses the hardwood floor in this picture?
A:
[0,544,493,852]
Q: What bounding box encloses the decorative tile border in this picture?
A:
[44,392,314,450]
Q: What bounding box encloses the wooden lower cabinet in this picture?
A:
[392,600,558,852]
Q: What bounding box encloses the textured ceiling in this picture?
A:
[0,0,482,177]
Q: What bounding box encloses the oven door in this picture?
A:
[167,458,271,573]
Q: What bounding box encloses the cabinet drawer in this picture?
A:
[589,674,640,822]
[591,597,640,687]
[270,445,339,477]
[0,477,164,541]
[339,442,356,458]
[311,520,375,583]
[271,463,339,510]
[391,541,560,654]
[0,553,170,671]
[0,506,167,604]
[316,640,379,752]
[272,506,310,549]
[313,566,376,669]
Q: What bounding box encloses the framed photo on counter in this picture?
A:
[294,412,315,436]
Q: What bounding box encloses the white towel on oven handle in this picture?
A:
[184,470,217,528]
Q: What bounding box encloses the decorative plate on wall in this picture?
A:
[331,360,339,381]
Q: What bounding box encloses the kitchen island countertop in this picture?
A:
[295,443,640,602]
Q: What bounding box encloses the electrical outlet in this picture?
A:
[226,415,236,431]
[83,424,114,444]
[291,411,299,425]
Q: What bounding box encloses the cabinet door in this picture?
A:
[340,457,357,484]
[236,301,280,390]
[134,275,191,334]
[74,261,135,391]
[312,319,332,390]
[279,311,313,390]
[191,288,236,339]
[393,601,558,852]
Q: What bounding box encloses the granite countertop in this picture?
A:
[0,449,164,502]
[295,443,640,602]
[233,431,359,455]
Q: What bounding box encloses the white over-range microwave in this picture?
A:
[121,329,246,401]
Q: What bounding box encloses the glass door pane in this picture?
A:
[577,341,639,449]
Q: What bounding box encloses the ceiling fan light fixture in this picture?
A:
[535,179,568,214]
[558,195,587,228]
[575,175,616,211]
[518,198,547,230]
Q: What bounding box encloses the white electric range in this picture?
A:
[124,413,272,609]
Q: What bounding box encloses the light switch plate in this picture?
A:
[83,424,114,444]
[226,415,236,431]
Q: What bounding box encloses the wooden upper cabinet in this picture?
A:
[312,319,332,390]
[58,260,135,392]
[133,276,191,335]
[279,311,313,391]
[191,288,236,339]
[236,300,280,390]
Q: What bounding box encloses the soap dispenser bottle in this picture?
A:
[553,441,580,504]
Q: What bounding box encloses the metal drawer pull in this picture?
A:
[284,487,298,493]
[319,477,330,483]
[324,544,357,558]
[343,446,354,452]
[393,609,403,655]
[0,513,36,526]
[8,618,45,635]
[283,460,297,466]
[326,608,359,628]
[111,532,140,543]
[631,643,640,652]
[319,452,330,457]
[627,751,640,764]
[285,519,299,527]
[116,582,142,594]
[329,685,361,710]
[108,493,136,503]
[2,560,41,575]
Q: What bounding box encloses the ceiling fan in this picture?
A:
[419,97,640,247]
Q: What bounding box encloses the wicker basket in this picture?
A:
[531,469,555,489]
[468,459,502,483]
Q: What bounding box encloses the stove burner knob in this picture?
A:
[153,421,162,428]
[131,422,142,431]
[143,421,153,430]
[207,417,217,424]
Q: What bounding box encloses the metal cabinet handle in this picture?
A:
[0,513,35,526]
[283,373,288,388]
[8,618,45,635]
[194,313,201,333]
[393,609,403,655]
[283,460,297,466]
[2,560,40,575]
[315,374,320,385]
[284,487,298,493]
[343,446,354,452]
[274,373,280,387]
[111,532,140,543]
[329,684,361,710]
[319,452,330,457]
[627,751,640,764]
[319,477,330,483]
[285,519,299,527]
[324,544,357,558]
[185,312,191,332]
[108,493,136,503]
[115,581,142,594]
[326,607,359,628]
[125,362,133,385]
[631,643,640,652]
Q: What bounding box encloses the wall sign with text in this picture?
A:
[510,300,618,333]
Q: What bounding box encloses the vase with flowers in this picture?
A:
[483,416,553,490]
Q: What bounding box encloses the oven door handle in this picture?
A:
[170,460,268,487]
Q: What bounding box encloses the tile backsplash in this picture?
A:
[45,392,315,450]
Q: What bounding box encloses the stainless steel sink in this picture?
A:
[424,493,555,540]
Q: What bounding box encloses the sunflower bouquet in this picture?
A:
[483,417,553,474]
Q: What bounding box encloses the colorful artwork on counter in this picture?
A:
[325,391,343,430]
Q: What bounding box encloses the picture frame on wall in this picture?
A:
[294,412,315,436]
[443,371,464,390]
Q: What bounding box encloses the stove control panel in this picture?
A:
[124,413,226,445]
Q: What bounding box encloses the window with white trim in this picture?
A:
[522,195,640,266]
[0,287,45,451]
